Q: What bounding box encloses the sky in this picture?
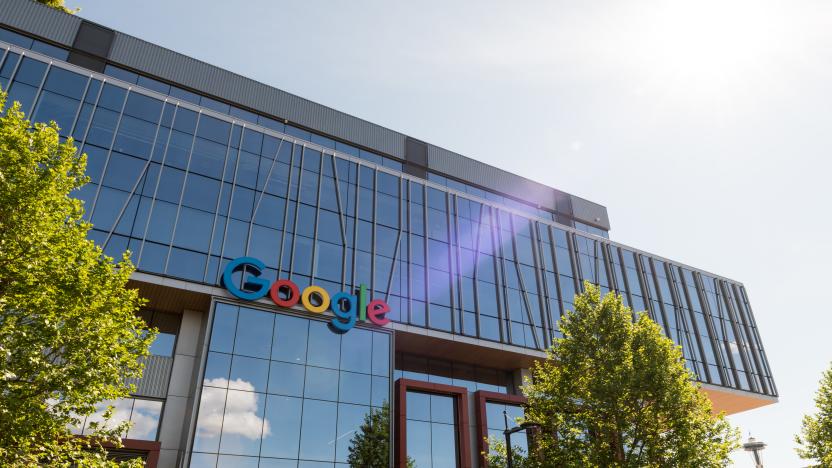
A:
[73,1,832,466]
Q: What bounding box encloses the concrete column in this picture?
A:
[512,368,532,395]
[155,309,207,468]
[466,391,480,468]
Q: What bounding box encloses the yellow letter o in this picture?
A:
[301,286,330,313]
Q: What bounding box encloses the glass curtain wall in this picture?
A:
[191,303,392,467]
[485,402,527,457]
[405,392,459,468]
[0,41,775,398]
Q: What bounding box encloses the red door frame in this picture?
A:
[395,378,472,468]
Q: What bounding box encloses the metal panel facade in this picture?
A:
[128,355,174,399]
[108,33,407,160]
[427,144,559,212]
[0,0,80,46]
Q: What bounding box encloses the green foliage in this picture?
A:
[484,436,534,468]
[0,89,152,466]
[796,362,832,466]
[346,402,414,468]
[518,283,738,468]
[35,0,78,14]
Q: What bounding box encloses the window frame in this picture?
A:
[395,378,472,468]
[474,390,527,467]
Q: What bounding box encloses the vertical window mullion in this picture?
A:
[165,112,207,271]
[720,281,757,392]
[248,133,285,257]
[287,146,306,281]
[731,283,768,394]
[101,94,167,248]
[310,151,325,284]
[3,49,24,93]
[384,175,404,303]
[87,84,130,221]
[370,169,378,295]
[25,61,50,116]
[330,155,349,290]
[674,267,712,383]
[422,183,430,329]
[471,202,485,340]
[695,273,730,386]
[493,209,512,344]
[276,142,297,278]
[451,196,466,335]
[67,75,92,137]
[615,247,636,311]
[530,222,551,347]
[136,104,178,266]
[75,77,105,185]
[445,192,457,333]
[406,180,413,325]
[202,111,235,282]
[508,216,540,349]
[546,225,566,335]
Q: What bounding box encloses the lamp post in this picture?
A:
[743,435,766,468]
[503,410,540,468]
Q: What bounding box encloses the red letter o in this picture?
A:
[269,279,300,307]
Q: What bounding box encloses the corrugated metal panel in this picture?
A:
[0,0,80,46]
[1,0,610,218]
[427,144,558,210]
[128,355,173,399]
[108,33,407,159]
[570,194,611,230]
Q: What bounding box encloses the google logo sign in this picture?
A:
[222,257,390,333]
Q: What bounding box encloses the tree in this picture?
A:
[346,402,414,468]
[514,283,738,467]
[484,435,534,468]
[0,90,153,466]
[35,0,78,14]
[796,362,832,466]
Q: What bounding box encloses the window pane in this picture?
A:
[260,395,302,459]
[233,307,274,359]
[304,367,339,401]
[299,400,337,461]
[338,371,370,405]
[272,315,308,364]
[228,355,269,393]
[32,90,79,135]
[406,420,431,468]
[306,321,340,369]
[339,328,372,374]
[127,399,162,440]
[431,422,458,467]
[267,361,305,397]
[219,390,266,455]
[210,303,238,353]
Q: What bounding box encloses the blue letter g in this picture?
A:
[222,257,270,301]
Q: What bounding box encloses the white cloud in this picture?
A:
[196,378,271,440]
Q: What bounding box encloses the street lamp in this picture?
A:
[503,410,540,468]
[743,435,766,468]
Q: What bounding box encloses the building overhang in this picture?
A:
[700,382,778,415]
[128,271,776,416]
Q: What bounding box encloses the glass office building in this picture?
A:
[0,2,776,466]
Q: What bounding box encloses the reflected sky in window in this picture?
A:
[191,303,392,466]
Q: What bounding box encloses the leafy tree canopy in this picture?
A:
[347,402,414,468]
[35,0,78,14]
[495,283,738,467]
[796,362,832,466]
[0,90,152,466]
